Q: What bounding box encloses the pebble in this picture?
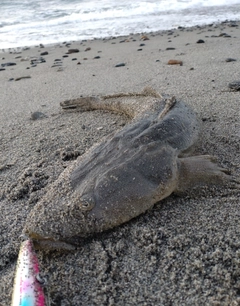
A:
[0,68,5,71]
[140,35,149,41]
[94,56,100,59]
[1,62,17,67]
[137,49,142,51]
[115,63,125,67]
[85,47,91,51]
[30,111,47,120]
[31,57,46,65]
[62,55,69,58]
[167,59,183,66]
[226,58,236,62]
[196,39,205,43]
[67,49,79,54]
[139,43,145,47]
[15,76,31,81]
[40,51,48,56]
[72,58,77,61]
[228,81,240,91]
[166,47,176,50]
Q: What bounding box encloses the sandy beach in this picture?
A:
[0,20,240,305]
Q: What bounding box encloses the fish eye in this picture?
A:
[79,195,95,211]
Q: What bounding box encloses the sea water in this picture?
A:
[0,0,240,49]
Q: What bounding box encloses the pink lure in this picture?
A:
[11,239,45,306]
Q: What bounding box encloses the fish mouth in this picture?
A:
[32,239,76,251]
[23,232,76,251]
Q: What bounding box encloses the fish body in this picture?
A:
[11,239,45,306]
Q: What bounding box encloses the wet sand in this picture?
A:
[0,20,240,305]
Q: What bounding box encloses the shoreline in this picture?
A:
[1,19,239,52]
[1,19,240,305]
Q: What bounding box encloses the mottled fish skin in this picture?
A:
[23,88,229,249]
[23,90,197,247]
[11,239,45,306]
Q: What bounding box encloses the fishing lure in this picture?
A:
[11,239,45,306]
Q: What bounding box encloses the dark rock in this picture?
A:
[67,49,79,54]
[226,58,236,62]
[15,75,31,81]
[166,47,176,50]
[94,56,100,59]
[0,68,5,71]
[115,63,125,67]
[77,62,81,65]
[85,47,91,51]
[196,39,205,43]
[54,59,62,61]
[39,44,45,48]
[139,43,145,47]
[40,51,48,56]
[190,67,194,70]
[8,78,14,81]
[156,60,160,62]
[72,58,77,61]
[1,62,17,67]
[31,57,46,64]
[137,49,142,51]
[30,111,47,120]
[228,80,240,91]
[62,55,68,58]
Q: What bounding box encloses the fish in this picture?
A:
[11,239,45,306]
[23,88,230,250]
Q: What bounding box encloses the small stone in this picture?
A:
[167,59,183,66]
[39,44,45,48]
[137,49,142,51]
[190,67,194,70]
[30,111,47,120]
[72,58,77,61]
[156,60,160,62]
[8,78,14,81]
[40,51,48,56]
[141,35,149,41]
[77,62,81,65]
[166,47,176,50]
[51,63,62,67]
[0,68,5,71]
[139,43,145,47]
[85,47,91,51]
[226,58,236,62]
[62,55,69,58]
[228,80,240,91]
[54,59,62,61]
[94,56,100,59]
[66,49,79,54]
[115,63,125,67]
[196,39,205,43]
[1,62,17,67]
[15,75,31,81]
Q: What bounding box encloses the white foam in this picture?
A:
[0,0,240,49]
